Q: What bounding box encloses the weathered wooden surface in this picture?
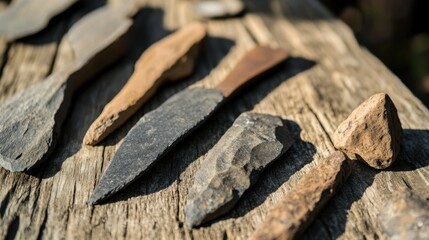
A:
[0,0,428,239]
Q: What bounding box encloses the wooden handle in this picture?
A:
[215,46,288,98]
[251,152,351,240]
[83,22,206,145]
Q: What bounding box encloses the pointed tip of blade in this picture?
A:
[87,185,110,205]
[184,200,207,228]
[87,194,101,205]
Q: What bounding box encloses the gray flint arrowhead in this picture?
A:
[185,112,293,227]
[0,8,131,172]
[88,88,225,204]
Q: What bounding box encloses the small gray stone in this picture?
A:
[185,112,293,227]
[379,188,429,240]
[88,88,225,204]
[0,0,78,41]
[0,8,132,172]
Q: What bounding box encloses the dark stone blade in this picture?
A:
[185,112,293,227]
[0,8,132,172]
[88,88,225,204]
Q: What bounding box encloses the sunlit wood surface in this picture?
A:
[1,0,428,239]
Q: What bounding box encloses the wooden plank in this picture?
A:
[0,0,428,239]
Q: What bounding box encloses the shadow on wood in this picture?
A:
[246,0,337,21]
[101,57,316,205]
[393,129,429,171]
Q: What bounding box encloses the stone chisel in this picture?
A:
[83,22,207,145]
[0,0,78,41]
[88,46,289,204]
[0,7,133,172]
[185,112,294,228]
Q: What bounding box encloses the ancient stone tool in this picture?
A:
[251,93,403,240]
[88,46,289,204]
[185,112,293,228]
[333,93,403,169]
[0,7,133,172]
[83,22,206,145]
[193,0,245,19]
[378,188,429,239]
[0,0,78,41]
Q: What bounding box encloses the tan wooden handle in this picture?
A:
[215,46,288,98]
[83,22,206,145]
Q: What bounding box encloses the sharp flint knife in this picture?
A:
[0,7,133,172]
[89,46,288,204]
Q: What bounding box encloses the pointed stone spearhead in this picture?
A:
[185,112,293,228]
[333,93,402,169]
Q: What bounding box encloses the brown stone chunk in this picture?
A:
[83,22,206,145]
[333,93,402,169]
[378,188,429,240]
[250,151,351,240]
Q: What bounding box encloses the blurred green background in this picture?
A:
[321,0,429,107]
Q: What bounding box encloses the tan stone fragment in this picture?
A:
[83,22,206,145]
[333,93,402,169]
[250,151,351,240]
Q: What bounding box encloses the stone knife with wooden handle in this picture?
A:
[0,7,133,172]
[83,22,207,145]
[88,46,289,204]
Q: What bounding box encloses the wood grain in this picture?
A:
[0,0,428,239]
